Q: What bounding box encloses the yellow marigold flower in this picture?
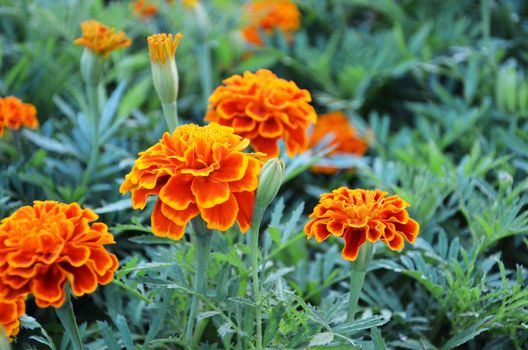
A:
[305,188,420,261]
[205,69,317,159]
[148,33,183,64]
[133,0,158,17]
[309,112,368,174]
[120,123,263,239]
[241,0,301,46]
[0,296,25,342]
[182,0,198,8]
[0,201,119,308]
[73,20,132,58]
[0,96,38,137]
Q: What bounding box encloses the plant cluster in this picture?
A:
[0,0,527,349]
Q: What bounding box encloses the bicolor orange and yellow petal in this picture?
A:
[206,69,316,159]
[305,188,419,261]
[120,123,262,238]
[0,201,119,308]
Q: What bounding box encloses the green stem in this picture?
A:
[250,206,265,350]
[55,292,84,350]
[161,101,179,132]
[346,242,374,322]
[481,0,490,45]
[81,83,100,188]
[13,131,23,161]
[195,3,213,105]
[185,218,213,345]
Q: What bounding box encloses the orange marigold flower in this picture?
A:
[73,20,132,58]
[241,0,301,46]
[120,123,262,239]
[0,96,38,137]
[305,188,420,261]
[205,69,317,159]
[133,0,158,17]
[309,112,368,174]
[0,201,119,308]
[0,296,25,342]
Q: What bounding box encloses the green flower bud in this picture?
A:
[80,48,105,86]
[254,158,284,210]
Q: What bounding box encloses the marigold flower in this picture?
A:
[309,112,368,174]
[120,123,262,239]
[0,96,38,137]
[74,20,132,58]
[0,296,24,342]
[205,69,317,159]
[133,0,158,17]
[305,188,420,261]
[182,0,198,8]
[0,201,119,308]
[241,0,301,46]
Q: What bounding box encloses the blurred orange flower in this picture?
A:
[305,188,419,261]
[205,69,317,159]
[0,296,24,342]
[0,96,38,137]
[73,20,132,57]
[133,0,158,17]
[309,112,368,173]
[120,123,262,239]
[148,33,183,64]
[241,0,300,46]
[0,201,119,308]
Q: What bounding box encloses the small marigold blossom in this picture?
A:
[0,96,38,137]
[148,33,183,64]
[120,123,262,239]
[0,201,119,308]
[182,0,198,8]
[205,69,317,159]
[133,0,158,18]
[0,296,25,342]
[309,112,368,174]
[73,20,132,58]
[305,188,420,261]
[241,0,300,46]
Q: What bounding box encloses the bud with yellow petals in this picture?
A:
[147,33,183,131]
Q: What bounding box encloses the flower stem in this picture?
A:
[81,83,100,188]
[55,292,84,350]
[185,218,213,344]
[161,101,179,132]
[346,242,374,322]
[250,205,265,350]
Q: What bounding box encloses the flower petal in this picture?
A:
[200,194,238,231]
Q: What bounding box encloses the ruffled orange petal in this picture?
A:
[200,194,238,231]
[342,230,367,261]
[233,191,254,233]
[151,200,185,239]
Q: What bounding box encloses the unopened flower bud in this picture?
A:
[80,48,105,86]
[148,34,181,104]
[255,158,284,210]
[148,33,183,131]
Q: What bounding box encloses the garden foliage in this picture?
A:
[0,0,527,349]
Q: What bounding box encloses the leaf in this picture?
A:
[22,129,75,155]
[441,316,491,349]
[115,315,135,350]
[93,199,132,214]
[309,332,335,346]
[97,321,120,350]
[197,311,221,322]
